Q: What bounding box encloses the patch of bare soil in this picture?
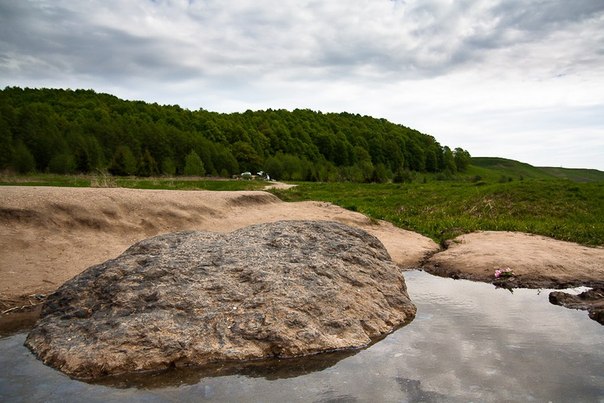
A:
[0,186,437,314]
[424,231,604,324]
[424,231,604,288]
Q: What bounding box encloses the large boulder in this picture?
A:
[25,220,416,379]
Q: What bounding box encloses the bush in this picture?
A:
[393,168,415,183]
[183,150,205,176]
[12,142,35,173]
[48,153,76,174]
[108,146,137,176]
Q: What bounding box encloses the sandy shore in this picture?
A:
[424,231,604,289]
[0,186,437,311]
[2,186,603,321]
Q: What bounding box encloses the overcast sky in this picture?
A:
[1,0,603,170]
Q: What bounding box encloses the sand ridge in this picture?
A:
[2,186,603,315]
[424,231,604,288]
[0,186,437,310]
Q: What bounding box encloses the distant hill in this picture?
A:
[470,157,604,182]
[539,167,604,183]
[0,86,470,182]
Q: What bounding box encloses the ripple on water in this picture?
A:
[0,270,602,402]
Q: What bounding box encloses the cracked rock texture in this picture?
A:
[25,220,416,379]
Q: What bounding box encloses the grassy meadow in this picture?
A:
[2,161,603,247]
[271,177,604,247]
[0,173,269,191]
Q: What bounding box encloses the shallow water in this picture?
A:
[1,271,603,402]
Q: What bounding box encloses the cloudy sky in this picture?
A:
[1,0,603,170]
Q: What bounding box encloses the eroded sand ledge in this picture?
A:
[0,186,437,310]
[2,186,603,323]
[423,231,604,324]
[423,231,604,289]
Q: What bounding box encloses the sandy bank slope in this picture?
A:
[0,186,437,308]
[424,231,604,289]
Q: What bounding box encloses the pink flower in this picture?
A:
[494,267,514,279]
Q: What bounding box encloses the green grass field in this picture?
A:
[0,173,269,191]
[470,157,604,182]
[271,179,604,246]
[2,163,603,247]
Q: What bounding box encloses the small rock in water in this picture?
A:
[549,288,604,325]
[25,220,416,379]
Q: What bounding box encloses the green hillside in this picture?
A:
[0,86,471,182]
[469,157,556,180]
[470,157,604,183]
[539,167,604,182]
[2,87,599,185]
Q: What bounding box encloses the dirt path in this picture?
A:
[263,181,297,190]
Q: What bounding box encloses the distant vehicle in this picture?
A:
[239,171,270,180]
[257,171,271,180]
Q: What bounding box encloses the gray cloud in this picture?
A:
[2,0,603,81]
[1,0,603,169]
[0,1,201,83]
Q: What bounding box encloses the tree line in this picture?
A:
[0,87,471,182]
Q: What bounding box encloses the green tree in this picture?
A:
[264,154,285,180]
[0,115,13,169]
[372,163,391,183]
[137,148,159,177]
[352,146,374,182]
[12,142,36,173]
[48,153,76,174]
[16,103,67,171]
[184,150,205,176]
[70,130,103,172]
[454,147,471,172]
[0,86,474,181]
[161,157,176,176]
[212,147,239,176]
[442,146,457,173]
[108,145,137,176]
[283,154,305,181]
[425,149,438,172]
[232,141,262,172]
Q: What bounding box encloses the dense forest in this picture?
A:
[0,87,471,182]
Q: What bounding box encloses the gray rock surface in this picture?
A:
[549,288,604,325]
[25,220,416,379]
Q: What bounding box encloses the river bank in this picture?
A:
[1,186,603,323]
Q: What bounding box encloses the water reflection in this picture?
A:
[0,306,40,337]
[96,349,358,389]
[1,271,602,402]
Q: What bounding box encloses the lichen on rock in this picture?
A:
[25,220,416,379]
